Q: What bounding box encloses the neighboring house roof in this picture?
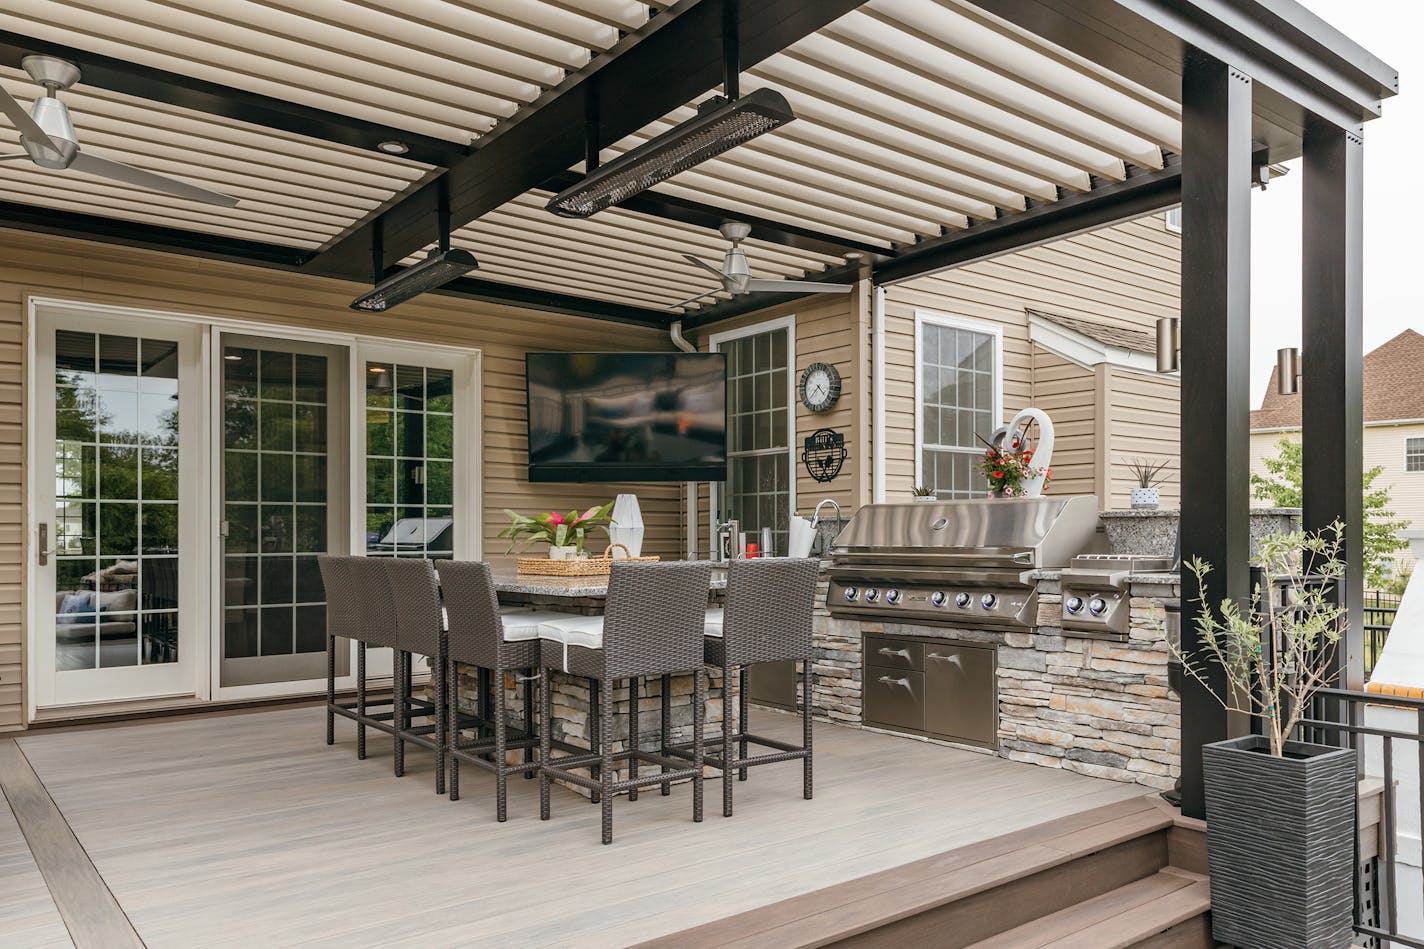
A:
[1252,329,1424,430]
[1028,309,1157,355]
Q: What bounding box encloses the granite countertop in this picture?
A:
[494,569,729,598]
[1098,507,1301,518]
[1027,568,1180,584]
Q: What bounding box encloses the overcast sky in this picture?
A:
[1247,0,1423,406]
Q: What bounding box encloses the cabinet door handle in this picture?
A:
[927,652,962,666]
[877,647,911,660]
[877,675,911,689]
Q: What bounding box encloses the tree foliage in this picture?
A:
[1249,436,1409,588]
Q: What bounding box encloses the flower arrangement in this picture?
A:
[976,433,1051,497]
[498,500,614,556]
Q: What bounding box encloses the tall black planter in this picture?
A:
[1202,734,1356,949]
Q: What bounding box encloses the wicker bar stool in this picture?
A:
[537,560,712,845]
[381,558,448,794]
[319,555,399,762]
[680,558,818,817]
[434,560,587,821]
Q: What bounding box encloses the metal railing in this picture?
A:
[1365,590,1401,679]
[1299,688,1423,948]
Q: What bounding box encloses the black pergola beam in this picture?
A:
[539,170,894,263]
[1178,51,1255,821]
[873,156,1181,286]
[1301,117,1365,690]
[0,30,467,169]
[436,276,669,328]
[310,0,869,282]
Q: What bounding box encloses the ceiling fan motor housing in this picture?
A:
[23,96,78,169]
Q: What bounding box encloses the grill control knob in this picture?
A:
[930,591,947,607]
[1065,595,1084,614]
[955,592,972,608]
[863,588,880,603]
[843,586,859,602]
[1088,596,1108,616]
[981,593,998,610]
[885,589,901,604]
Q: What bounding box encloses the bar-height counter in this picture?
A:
[440,569,731,797]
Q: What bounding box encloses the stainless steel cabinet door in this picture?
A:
[924,643,997,748]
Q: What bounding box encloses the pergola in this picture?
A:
[0,0,1397,817]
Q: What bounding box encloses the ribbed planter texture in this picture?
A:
[1202,734,1356,949]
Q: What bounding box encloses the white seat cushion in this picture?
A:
[536,614,605,650]
[703,607,725,638]
[499,606,582,643]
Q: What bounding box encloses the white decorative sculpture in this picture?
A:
[608,494,645,557]
[1005,406,1055,498]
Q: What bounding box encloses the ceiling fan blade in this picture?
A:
[69,151,239,207]
[745,278,854,294]
[0,85,59,153]
[669,288,721,310]
[681,253,724,279]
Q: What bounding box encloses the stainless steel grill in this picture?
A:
[1058,553,1176,640]
[827,497,1102,629]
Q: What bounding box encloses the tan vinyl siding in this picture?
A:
[884,212,1181,507]
[0,230,682,729]
[1103,367,1181,510]
[1028,349,1099,500]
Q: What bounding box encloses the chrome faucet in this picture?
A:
[810,498,841,528]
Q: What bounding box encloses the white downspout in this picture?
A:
[872,286,887,504]
[670,320,700,558]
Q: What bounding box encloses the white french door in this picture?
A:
[31,304,207,708]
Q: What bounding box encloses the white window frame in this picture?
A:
[1406,436,1424,473]
[1165,207,1183,233]
[708,314,797,552]
[913,310,1004,497]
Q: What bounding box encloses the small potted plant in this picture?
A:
[1125,457,1171,510]
[976,434,1051,498]
[1172,523,1355,949]
[911,484,936,503]
[498,501,614,559]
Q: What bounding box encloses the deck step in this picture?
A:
[966,868,1211,949]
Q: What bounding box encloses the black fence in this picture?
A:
[1365,590,1401,679]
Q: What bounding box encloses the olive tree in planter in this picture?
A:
[1173,524,1356,949]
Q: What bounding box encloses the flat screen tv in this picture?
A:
[525,352,727,483]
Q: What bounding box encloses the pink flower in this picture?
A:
[547,512,565,526]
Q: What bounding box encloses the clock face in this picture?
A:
[799,362,841,412]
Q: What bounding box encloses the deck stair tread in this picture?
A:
[637,796,1178,948]
[966,868,1210,949]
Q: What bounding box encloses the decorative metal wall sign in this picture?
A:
[802,428,847,483]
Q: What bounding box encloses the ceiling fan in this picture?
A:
[672,221,852,310]
[0,55,238,207]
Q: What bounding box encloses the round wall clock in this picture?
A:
[799,362,841,413]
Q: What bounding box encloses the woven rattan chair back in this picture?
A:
[601,560,712,678]
[433,559,504,668]
[721,558,819,666]
[345,557,398,649]
[380,558,443,658]
[317,555,358,643]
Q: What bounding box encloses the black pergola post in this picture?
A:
[1178,51,1255,820]
[1301,119,1366,692]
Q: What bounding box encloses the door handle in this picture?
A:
[877,675,911,689]
[37,522,54,566]
[876,647,911,660]
[927,652,963,666]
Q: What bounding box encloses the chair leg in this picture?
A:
[539,667,552,822]
[357,641,367,760]
[723,662,735,817]
[660,672,672,796]
[477,666,492,752]
[523,672,537,779]
[600,675,615,845]
[449,658,461,802]
[589,677,601,806]
[326,633,335,746]
[628,677,639,803]
[738,666,749,781]
[434,645,446,796]
[693,667,706,825]
[803,658,814,801]
[394,651,406,779]
[495,667,510,822]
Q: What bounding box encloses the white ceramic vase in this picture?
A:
[1130,487,1161,510]
[608,493,645,557]
[1005,406,1055,498]
[548,545,579,560]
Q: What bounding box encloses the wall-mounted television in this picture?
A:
[525,351,727,483]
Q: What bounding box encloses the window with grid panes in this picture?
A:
[721,327,791,554]
[920,321,997,499]
[364,363,456,559]
[1407,437,1424,473]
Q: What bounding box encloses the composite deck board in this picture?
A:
[0,757,72,948]
[14,706,1143,948]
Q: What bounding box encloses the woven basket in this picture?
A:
[516,543,659,577]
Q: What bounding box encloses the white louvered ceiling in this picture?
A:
[0,0,1182,311]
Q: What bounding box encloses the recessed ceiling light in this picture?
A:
[845,252,863,261]
[223,353,242,361]
[368,366,387,373]
[377,140,409,155]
